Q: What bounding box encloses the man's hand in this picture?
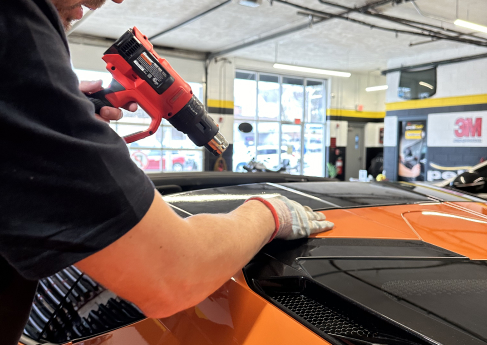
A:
[246,195,334,240]
[79,80,138,123]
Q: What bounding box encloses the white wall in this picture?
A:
[329,73,386,113]
[326,121,348,147]
[386,46,487,103]
[365,122,384,148]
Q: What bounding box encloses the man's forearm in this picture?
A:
[141,199,276,317]
[76,193,276,318]
[183,200,275,275]
[77,191,332,319]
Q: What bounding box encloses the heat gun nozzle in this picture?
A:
[205,132,229,156]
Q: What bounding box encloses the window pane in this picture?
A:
[234,72,256,119]
[188,82,204,102]
[303,124,324,177]
[233,121,256,172]
[258,74,279,120]
[281,124,301,174]
[163,150,203,172]
[119,125,162,148]
[162,126,197,149]
[73,69,112,88]
[306,80,325,123]
[129,149,162,173]
[398,67,436,100]
[281,77,304,122]
[256,122,280,170]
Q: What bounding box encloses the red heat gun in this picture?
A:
[88,27,228,156]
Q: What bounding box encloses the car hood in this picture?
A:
[55,181,487,345]
[161,181,487,345]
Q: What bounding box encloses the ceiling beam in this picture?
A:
[149,0,232,41]
[208,0,394,60]
[283,0,487,47]
[318,0,487,44]
[208,18,324,61]
[381,52,487,74]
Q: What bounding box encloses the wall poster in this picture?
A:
[426,111,486,181]
[398,120,427,182]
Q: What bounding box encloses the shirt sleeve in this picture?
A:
[0,0,155,280]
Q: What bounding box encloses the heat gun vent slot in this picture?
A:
[119,38,140,57]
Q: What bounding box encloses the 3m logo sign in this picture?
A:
[455,118,482,138]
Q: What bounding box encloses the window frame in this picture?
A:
[234,69,327,176]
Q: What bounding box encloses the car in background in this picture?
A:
[19,177,487,345]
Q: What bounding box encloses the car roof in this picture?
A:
[162,180,485,216]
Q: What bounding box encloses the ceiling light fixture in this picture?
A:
[365,85,388,92]
[454,19,487,34]
[239,0,262,8]
[273,63,351,78]
[419,81,434,89]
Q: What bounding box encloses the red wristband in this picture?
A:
[245,197,280,242]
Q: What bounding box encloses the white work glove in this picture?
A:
[246,195,334,241]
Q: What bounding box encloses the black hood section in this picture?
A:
[163,181,480,215]
[244,238,487,345]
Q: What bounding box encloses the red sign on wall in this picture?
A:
[454,117,482,138]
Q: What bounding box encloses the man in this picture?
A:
[0,1,334,344]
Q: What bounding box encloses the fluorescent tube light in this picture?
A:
[419,81,434,89]
[273,63,351,78]
[239,0,262,7]
[454,19,487,34]
[365,85,388,92]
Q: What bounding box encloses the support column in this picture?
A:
[205,58,235,171]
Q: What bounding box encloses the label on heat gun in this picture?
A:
[133,52,169,89]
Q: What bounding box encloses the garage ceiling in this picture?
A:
[72,0,487,72]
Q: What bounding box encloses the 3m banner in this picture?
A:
[427,111,487,147]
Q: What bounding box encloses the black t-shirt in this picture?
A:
[0,0,155,343]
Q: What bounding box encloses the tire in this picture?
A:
[173,163,183,172]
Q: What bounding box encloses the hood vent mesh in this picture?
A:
[256,277,435,345]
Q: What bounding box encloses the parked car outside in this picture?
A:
[130,149,196,172]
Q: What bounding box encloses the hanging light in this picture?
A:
[365,85,388,92]
[273,63,351,77]
[454,19,487,34]
[239,0,262,7]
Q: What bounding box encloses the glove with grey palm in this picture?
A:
[246,195,334,241]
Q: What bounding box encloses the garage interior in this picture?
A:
[12,1,487,344]
[67,0,487,184]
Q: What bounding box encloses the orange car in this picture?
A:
[19,179,487,345]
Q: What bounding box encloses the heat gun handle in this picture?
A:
[87,79,126,114]
[86,79,161,144]
[88,90,115,115]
